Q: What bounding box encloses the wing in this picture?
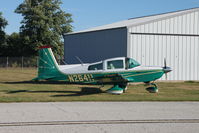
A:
[95,73,128,84]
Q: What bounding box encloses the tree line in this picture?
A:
[0,0,73,57]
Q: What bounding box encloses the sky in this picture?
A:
[1,0,199,35]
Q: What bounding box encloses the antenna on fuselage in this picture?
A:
[62,60,68,65]
[75,56,84,66]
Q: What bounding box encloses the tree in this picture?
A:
[6,32,32,56]
[0,12,8,56]
[15,0,73,56]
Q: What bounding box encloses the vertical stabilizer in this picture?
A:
[33,46,65,81]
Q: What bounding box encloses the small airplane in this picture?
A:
[33,46,172,94]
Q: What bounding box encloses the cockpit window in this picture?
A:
[126,58,140,69]
[107,60,124,69]
[88,63,103,70]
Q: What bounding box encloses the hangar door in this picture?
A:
[129,34,199,80]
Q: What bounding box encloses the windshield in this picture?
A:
[126,58,140,69]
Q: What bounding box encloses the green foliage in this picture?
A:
[15,0,73,56]
[0,12,8,56]
[0,32,33,56]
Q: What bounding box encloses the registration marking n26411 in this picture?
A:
[68,74,94,82]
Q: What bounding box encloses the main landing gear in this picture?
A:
[106,83,127,95]
[106,82,158,94]
[145,82,158,93]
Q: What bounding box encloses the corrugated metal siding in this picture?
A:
[64,28,127,64]
[130,11,199,34]
[129,11,199,80]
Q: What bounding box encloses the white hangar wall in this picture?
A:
[128,10,199,80]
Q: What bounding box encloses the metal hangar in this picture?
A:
[64,8,199,80]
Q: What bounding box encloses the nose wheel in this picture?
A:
[145,83,158,93]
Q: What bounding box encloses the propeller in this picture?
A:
[163,58,172,80]
[164,58,166,69]
[164,58,167,80]
[165,71,168,80]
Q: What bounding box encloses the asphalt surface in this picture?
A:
[0,102,199,133]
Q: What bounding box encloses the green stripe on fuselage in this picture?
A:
[64,69,164,84]
[122,70,164,82]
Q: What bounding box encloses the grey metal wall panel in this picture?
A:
[64,28,127,64]
[129,34,199,80]
[129,11,199,35]
[128,11,199,80]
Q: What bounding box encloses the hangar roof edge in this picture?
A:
[64,7,199,36]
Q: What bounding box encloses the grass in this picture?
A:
[0,68,199,102]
